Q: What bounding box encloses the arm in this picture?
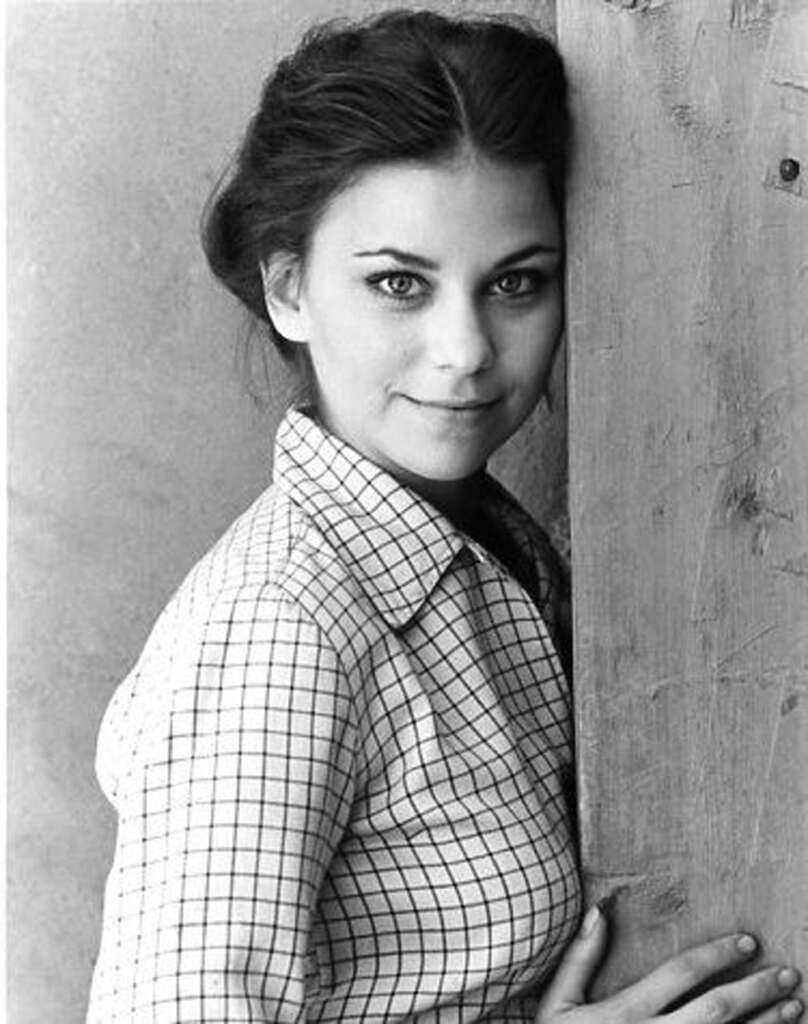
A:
[88,590,357,1023]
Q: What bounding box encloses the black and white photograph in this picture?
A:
[7,1,807,1021]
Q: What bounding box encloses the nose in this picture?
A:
[427,295,494,374]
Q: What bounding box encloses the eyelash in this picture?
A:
[488,270,550,298]
[366,272,428,302]
[366,269,552,305]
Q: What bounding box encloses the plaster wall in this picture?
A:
[7,1,562,1019]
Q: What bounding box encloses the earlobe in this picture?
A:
[260,253,309,343]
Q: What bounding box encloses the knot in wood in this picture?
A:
[779,158,801,183]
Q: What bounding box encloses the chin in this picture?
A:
[400,450,489,485]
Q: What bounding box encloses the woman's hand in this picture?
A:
[536,905,803,1024]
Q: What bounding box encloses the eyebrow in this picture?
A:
[352,242,559,271]
[353,247,438,270]
[491,243,560,269]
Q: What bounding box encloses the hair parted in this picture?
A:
[201,9,570,362]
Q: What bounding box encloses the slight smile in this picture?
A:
[403,396,501,411]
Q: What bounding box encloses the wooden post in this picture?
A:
[559,0,807,994]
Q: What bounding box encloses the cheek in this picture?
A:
[345,316,420,376]
[309,280,416,362]
[308,317,414,395]
[503,309,561,371]
[530,292,564,361]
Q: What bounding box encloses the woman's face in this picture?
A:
[267,150,563,502]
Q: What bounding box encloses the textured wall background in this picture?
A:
[7,1,561,1020]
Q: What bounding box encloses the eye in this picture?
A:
[488,269,549,298]
[367,271,429,302]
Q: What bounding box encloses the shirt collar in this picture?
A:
[273,408,469,630]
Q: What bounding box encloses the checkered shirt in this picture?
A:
[88,408,581,1023]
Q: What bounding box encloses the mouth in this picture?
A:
[405,396,500,412]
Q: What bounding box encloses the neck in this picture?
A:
[397,468,488,528]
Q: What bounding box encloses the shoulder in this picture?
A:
[136,481,388,685]
[98,484,382,780]
[96,490,375,803]
[211,482,387,656]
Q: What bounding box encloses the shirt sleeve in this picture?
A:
[87,587,358,1023]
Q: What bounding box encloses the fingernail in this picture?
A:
[781,1000,803,1021]
[582,904,600,935]
[736,934,757,955]
[596,891,618,918]
[778,968,800,990]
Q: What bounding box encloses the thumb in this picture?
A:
[537,903,609,1016]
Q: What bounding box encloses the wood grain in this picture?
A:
[559,0,807,994]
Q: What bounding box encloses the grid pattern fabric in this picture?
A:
[88,408,581,1023]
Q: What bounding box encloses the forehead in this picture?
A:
[309,153,560,258]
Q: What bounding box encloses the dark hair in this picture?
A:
[202,9,570,363]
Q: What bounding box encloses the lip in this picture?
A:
[405,396,500,411]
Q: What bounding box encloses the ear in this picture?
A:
[259,252,309,343]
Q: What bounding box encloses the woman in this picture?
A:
[88,11,802,1023]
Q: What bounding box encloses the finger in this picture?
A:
[610,933,759,1018]
[664,965,802,1024]
[745,997,804,1024]
[537,904,609,1015]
